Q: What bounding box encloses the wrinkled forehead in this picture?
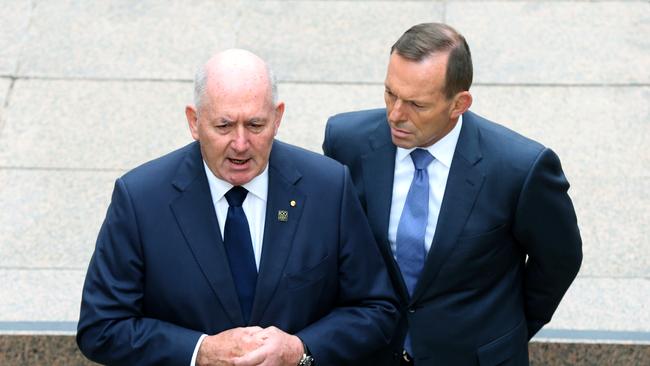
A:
[200,80,275,119]
[386,52,448,98]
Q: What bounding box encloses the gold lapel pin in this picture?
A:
[290,200,296,207]
[278,210,289,222]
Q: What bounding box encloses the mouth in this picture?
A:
[228,158,251,167]
[390,125,411,138]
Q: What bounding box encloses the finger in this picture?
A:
[243,326,263,332]
[243,326,264,335]
[233,346,267,366]
[251,332,268,343]
[257,326,282,337]
[241,337,265,353]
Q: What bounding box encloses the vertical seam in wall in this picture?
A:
[2,0,35,138]
[2,79,14,110]
[0,78,16,137]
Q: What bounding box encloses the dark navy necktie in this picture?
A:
[396,148,434,296]
[223,186,257,324]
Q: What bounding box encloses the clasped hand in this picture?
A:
[196,326,304,366]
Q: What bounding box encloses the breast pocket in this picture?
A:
[285,254,331,291]
[440,224,514,287]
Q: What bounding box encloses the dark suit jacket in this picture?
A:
[77,140,399,365]
[323,109,582,366]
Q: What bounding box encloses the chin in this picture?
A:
[229,177,252,186]
[391,136,415,149]
[228,170,260,186]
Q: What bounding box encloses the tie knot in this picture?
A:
[225,186,248,207]
[410,149,434,170]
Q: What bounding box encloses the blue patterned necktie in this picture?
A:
[223,186,257,324]
[397,149,434,357]
[396,148,434,297]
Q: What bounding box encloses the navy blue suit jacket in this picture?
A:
[323,109,582,366]
[77,140,398,365]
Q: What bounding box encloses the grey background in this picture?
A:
[0,0,648,340]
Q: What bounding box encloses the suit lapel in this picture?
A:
[170,142,244,325]
[411,112,485,303]
[249,142,305,323]
[362,139,394,247]
[362,121,410,301]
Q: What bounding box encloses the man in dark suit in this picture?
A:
[77,49,398,366]
[323,23,582,365]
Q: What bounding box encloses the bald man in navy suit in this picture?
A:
[78,49,398,366]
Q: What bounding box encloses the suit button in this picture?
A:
[408,308,415,313]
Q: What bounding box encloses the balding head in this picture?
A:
[193,49,278,111]
[185,49,285,186]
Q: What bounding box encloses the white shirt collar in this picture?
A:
[202,161,269,203]
[395,114,463,168]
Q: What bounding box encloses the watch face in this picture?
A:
[299,355,314,366]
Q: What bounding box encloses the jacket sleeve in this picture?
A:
[295,166,399,365]
[322,116,337,158]
[512,148,582,339]
[77,178,202,366]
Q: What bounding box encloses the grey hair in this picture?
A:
[192,62,278,110]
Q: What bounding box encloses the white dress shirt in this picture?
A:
[388,116,463,257]
[190,161,269,365]
[203,161,268,269]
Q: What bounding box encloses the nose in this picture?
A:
[231,125,250,152]
[388,98,406,122]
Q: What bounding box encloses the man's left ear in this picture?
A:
[450,91,473,120]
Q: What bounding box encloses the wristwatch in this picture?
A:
[297,341,314,366]
[297,353,314,366]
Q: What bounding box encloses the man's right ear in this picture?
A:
[185,105,200,141]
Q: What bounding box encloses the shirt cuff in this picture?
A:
[191,334,208,366]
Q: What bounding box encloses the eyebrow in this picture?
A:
[246,118,268,124]
[214,117,268,124]
[216,117,234,124]
[385,86,428,106]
